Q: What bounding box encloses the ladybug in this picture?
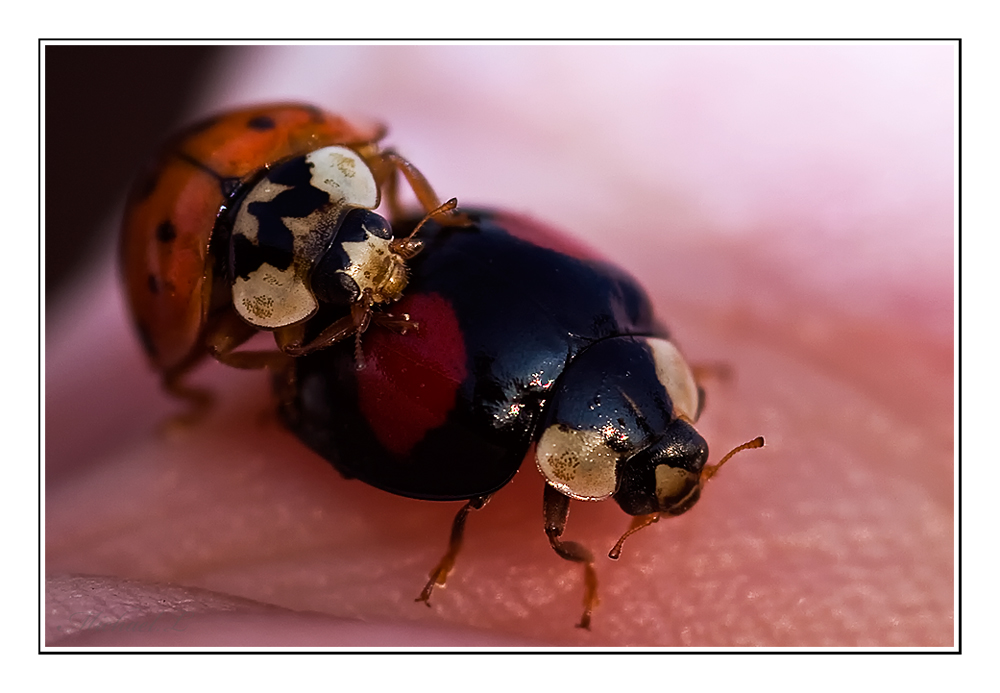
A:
[120,103,458,409]
[278,209,764,629]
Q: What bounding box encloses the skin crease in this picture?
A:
[45,45,954,647]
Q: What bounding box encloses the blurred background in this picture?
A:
[45,46,221,305]
[46,43,954,324]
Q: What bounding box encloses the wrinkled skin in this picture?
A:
[45,45,954,647]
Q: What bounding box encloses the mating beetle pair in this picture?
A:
[121,103,763,629]
[121,103,456,406]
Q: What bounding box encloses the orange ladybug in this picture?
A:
[120,103,457,409]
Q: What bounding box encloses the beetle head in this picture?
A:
[611,419,708,516]
[311,208,414,308]
[535,336,705,512]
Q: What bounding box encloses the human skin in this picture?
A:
[45,45,954,647]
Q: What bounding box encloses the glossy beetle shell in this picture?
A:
[279,209,702,505]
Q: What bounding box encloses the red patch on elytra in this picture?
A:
[355,293,467,456]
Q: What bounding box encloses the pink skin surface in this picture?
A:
[45,45,954,647]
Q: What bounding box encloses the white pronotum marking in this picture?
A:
[647,338,700,422]
[536,424,619,501]
[305,146,379,209]
[231,146,380,328]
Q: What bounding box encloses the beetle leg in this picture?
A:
[371,311,419,335]
[280,290,375,367]
[543,484,599,630]
[417,495,491,607]
[279,315,356,355]
[278,296,417,367]
[158,308,267,428]
[372,149,441,219]
[692,362,734,384]
[690,362,733,419]
[204,314,293,373]
[369,147,404,220]
[369,149,469,227]
[351,297,373,366]
[158,364,215,431]
[209,346,294,371]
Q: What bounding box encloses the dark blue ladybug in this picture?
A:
[277,209,763,629]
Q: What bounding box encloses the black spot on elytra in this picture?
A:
[231,156,331,280]
[247,115,276,130]
[156,220,177,243]
[148,274,159,293]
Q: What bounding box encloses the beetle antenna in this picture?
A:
[611,438,764,560]
[701,436,765,483]
[608,513,660,560]
[405,197,459,241]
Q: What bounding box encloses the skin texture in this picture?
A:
[45,45,954,647]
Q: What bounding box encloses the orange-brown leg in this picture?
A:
[277,314,358,356]
[203,309,294,373]
[369,147,405,220]
[371,311,419,335]
[278,292,420,369]
[368,149,469,227]
[279,289,375,368]
[417,495,491,607]
[209,347,294,372]
[158,309,259,428]
[692,362,734,384]
[543,484,599,630]
[374,149,442,218]
[160,362,215,431]
[690,363,734,419]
